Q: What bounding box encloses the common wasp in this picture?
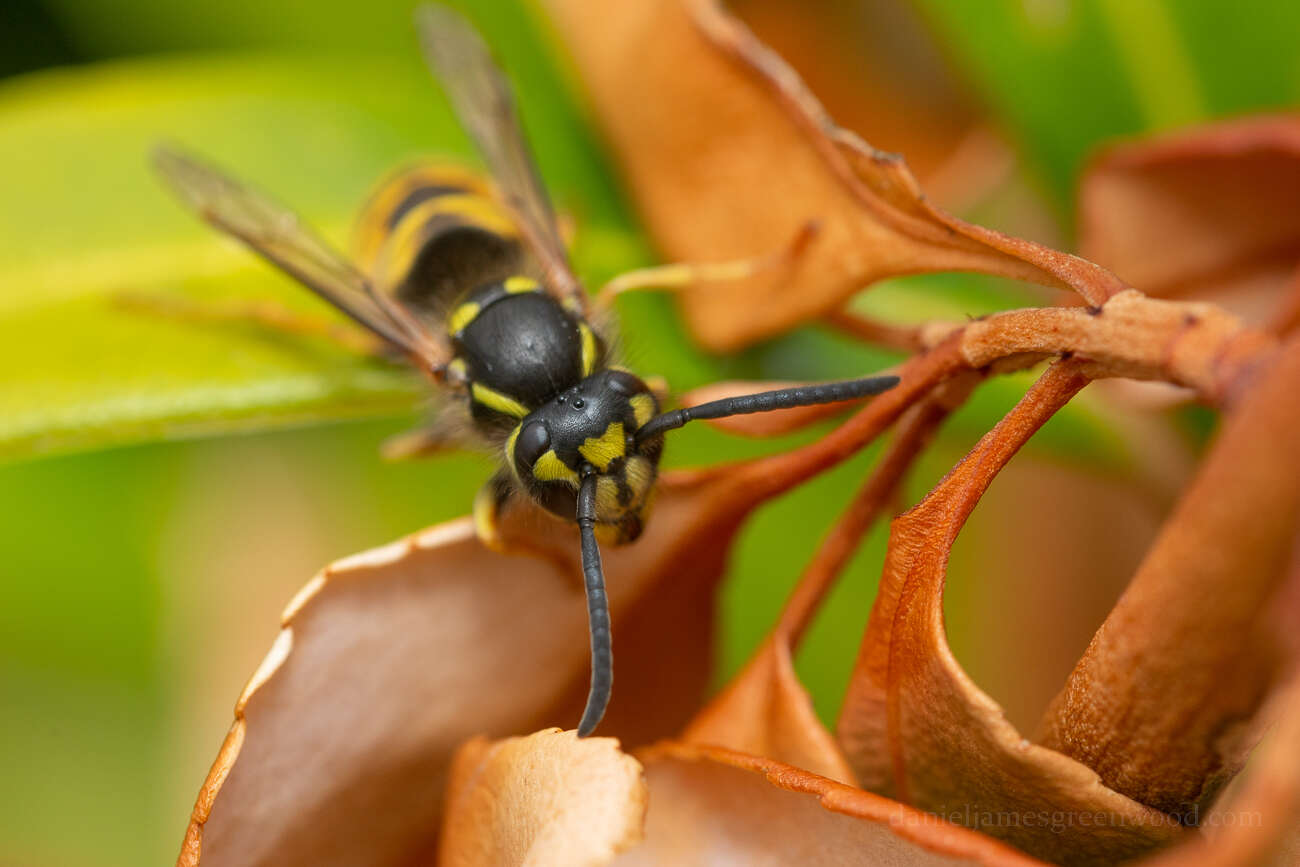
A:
[152,4,898,736]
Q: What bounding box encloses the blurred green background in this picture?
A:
[2,0,1297,863]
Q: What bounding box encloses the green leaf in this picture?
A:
[0,45,648,462]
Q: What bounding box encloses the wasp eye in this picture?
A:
[514,420,551,469]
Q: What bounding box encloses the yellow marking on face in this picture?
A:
[471,382,529,418]
[448,302,481,335]
[504,424,522,481]
[532,450,579,485]
[504,275,540,294]
[629,394,656,429]
[579,421,625,471]
[472,481,502,547]
[595,477,623,517]
[579,323,598,377]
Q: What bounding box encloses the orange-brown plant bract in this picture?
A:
[178,2,1300,865]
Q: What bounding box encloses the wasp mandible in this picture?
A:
[152,4,898,737]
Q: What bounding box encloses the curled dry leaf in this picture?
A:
[179,470,752,867]
[1078,116,1300,333]
[683,381,975,783]
[838,362,1187,865]
[178,374,917,866]
[1038,334,1300,816]
[1140,665,1300,867]
[617,742,1049,866]
[439,729,646,867]
[546,0,1127,352]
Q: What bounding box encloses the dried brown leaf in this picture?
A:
[177,469,757,867]
[1079,116,1300,332]
[838,362,1188,864]
[683,383,973,782]
[1140,662,1300,867]
[176,364,921,866]
[1038,334,1300,815]
[547,0,1126,351]
[617,742,1050,866]
[439,728,646,867]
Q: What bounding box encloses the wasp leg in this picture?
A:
[114,292,385,356]
[473,470,580,577]
[593,220,818,311]
[380,425,463,461]
[472,469,517,554]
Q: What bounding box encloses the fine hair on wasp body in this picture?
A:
[150,3,898,738]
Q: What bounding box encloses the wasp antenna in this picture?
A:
[636,374,901,443]
[575,468,613,737]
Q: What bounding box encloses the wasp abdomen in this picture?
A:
[354,163,526,316]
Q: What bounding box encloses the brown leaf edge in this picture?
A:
[1038,333,1300,814]
[838,361,1187,866]
[683,296,1280,862]
[174,378,927,866]
[1078,115,1300,333]
[630,741,1052,865]
[547,0,1132,351]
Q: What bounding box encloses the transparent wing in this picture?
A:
[416,4,585,307]
[152,144,450,370]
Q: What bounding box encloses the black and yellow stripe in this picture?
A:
[353,162,524,310]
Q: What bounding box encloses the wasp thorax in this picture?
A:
[507,369,663,542]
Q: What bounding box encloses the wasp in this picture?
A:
[152,3,898,737]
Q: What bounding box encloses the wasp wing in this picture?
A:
[152,144,450,370]
[416,4,585,309]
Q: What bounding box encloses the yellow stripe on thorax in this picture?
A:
[504,275,540,294]
[470,382,530,419]
[447,301,481,335]
[578,323,598,377]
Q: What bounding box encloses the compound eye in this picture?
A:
[514,420,551,470]
[605,369,648,396]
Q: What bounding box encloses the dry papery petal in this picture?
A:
[835,328,1295,866]
[1141,644,1300,867]
[684,381,977,782]
[547,0,1125,352]
[1038,334,1300,815]
[1079,116,1300,333]
[619,742,1048,866]
[439,729,646,867]
[178,469,744,867]
[838,362,1187,866]
[668,303,1274,867]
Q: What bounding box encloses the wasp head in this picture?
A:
[507,369,663,543]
